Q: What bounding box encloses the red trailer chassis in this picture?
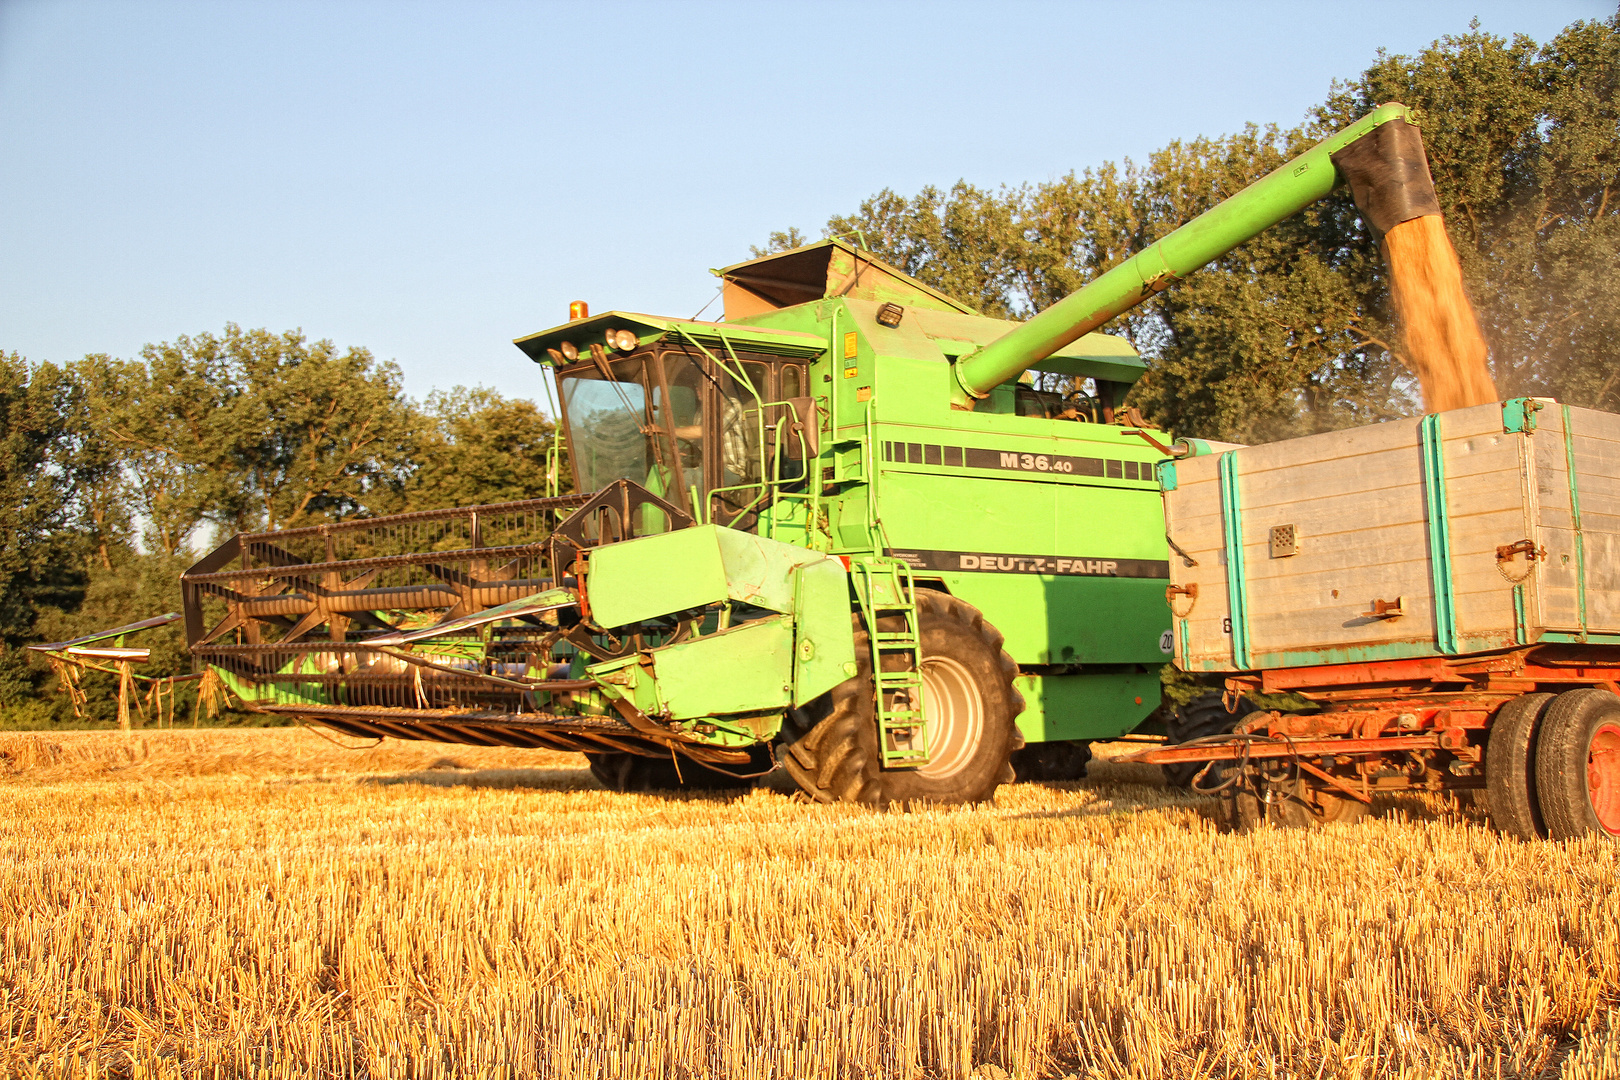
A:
[1132,645,1620,837]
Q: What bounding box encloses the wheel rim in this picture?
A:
[1589,721,1620,836]
[914,656,985,780]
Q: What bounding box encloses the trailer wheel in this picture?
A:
[1275,781,1369,828]
[1162,692,1256,789]
[1010,739,1092,782]
[783,593,1022,806]
[586,749,766,793]
[1483,692,1555,840]
[1534,688,1620,840]
[1217,761,1367,831]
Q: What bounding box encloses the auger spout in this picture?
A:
[950,101,1438,408]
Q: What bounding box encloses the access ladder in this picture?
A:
[851,557,929,767]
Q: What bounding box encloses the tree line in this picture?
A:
[1,326,559,724]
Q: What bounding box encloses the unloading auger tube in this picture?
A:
[950,101,1440,408]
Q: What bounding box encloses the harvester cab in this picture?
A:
[77,102,1447,807]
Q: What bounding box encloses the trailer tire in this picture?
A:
[783,593,1022,806]
[1275,781,1369,828]
[1163,692,1257,789]
[586,749,766,793]
[1010,739,1092,782]
[1483,692,1555,840]
[1218,759,1368,831]
[1534,688,1620,840]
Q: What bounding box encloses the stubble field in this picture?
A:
[2,728,1617,1080]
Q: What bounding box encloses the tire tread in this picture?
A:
[781,591,1020,806]
[1484,692,1553,840]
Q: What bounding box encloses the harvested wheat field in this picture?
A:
[2,729,1617,1080]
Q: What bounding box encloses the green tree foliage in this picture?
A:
[828,184,1027,319]
[0,355,80,703]
[69,351,228,558]
[749,227,808,258]
[1125,126,1411,442]
[192,325,419,533]
[806,14,1618,442]
[75,325,422,551]
[0,353,135,709]
[406,386,563,510]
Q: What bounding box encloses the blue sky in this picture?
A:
[0,0,1608,402]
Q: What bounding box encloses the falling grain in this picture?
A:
[1383,214,1499,412]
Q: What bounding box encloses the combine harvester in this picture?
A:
[48,105,1614,835]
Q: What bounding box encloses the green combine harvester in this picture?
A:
[136,104,1438,804]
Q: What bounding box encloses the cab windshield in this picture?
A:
[557,349,773,524]
[558,358,676,498]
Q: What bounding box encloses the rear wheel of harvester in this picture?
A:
[1534,688,1620,841]
[1010,739,1092,782]
[1483,692,1555,840]
[782,591,1022,805]
[586,747,769,793]
[1162,691,1257,789]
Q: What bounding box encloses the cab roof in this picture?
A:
[513,311,827,365]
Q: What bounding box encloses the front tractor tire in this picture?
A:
[783,591,1023,806]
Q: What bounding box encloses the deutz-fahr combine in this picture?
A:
[61,103,1610,827]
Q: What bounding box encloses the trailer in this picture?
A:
[1136,399,1620,840]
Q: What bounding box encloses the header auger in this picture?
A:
[60,104,1461,806]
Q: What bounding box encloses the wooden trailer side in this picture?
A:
[1159,400,1615,673]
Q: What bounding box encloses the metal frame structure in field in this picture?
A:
[1130,630,1620,838]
